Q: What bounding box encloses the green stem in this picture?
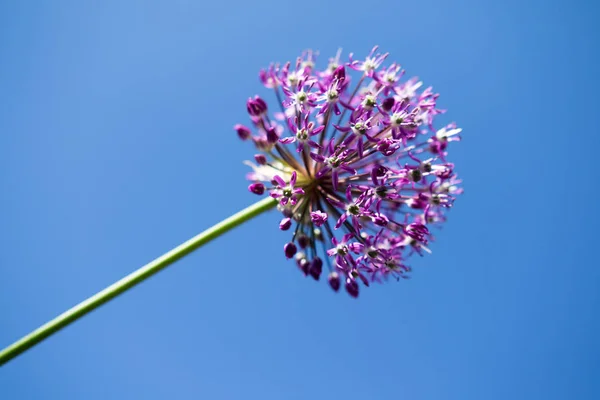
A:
[0,196,277,367]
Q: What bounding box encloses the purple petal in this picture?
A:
[273,175,286,187]
[290,171,297,186]
[310,152,326,162]
[332,170,339,191]
[335,213,347,229]
[312,125,325,135]
[333,124,352,133]
[357,138,364,158]
[326,196,345,208]
[279,136,296,144]
[307,140,321,149]
[340,165,357,175]
[287,118,297,133]
[345,186,353,202]
[315,167,330,178]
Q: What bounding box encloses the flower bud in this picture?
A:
[296,255,310,276]
[248,183,265,195]
[309,257,323,281]
[297,234,310,249]
[279,217,292,231]
[345,279,359,298]
[246,96,268,116]
[284,242,297,259]
[310,211,328,227]
[254,154,267,165]
[234,124,251,140]
[328,272,341,292]
[381,97,395,112]
[266,126,279,143]
[373,214,389,227]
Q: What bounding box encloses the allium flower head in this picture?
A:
[236,46,463,297]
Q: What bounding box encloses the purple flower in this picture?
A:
[310,143,356,191]
[310,210,328,227]
[403,223,429,244]
[247,96,268,117]
[279,114,324,152]
[348,46,389,77]
[269,171,305,206]
[259,63,281,89]
[237,47,463,297]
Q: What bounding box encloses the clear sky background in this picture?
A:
[1,1,598,399]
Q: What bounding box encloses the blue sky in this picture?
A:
[1,1,598,399]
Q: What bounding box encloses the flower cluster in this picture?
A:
[236,47,462,297]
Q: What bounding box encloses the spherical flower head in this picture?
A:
[237,46,463,298]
